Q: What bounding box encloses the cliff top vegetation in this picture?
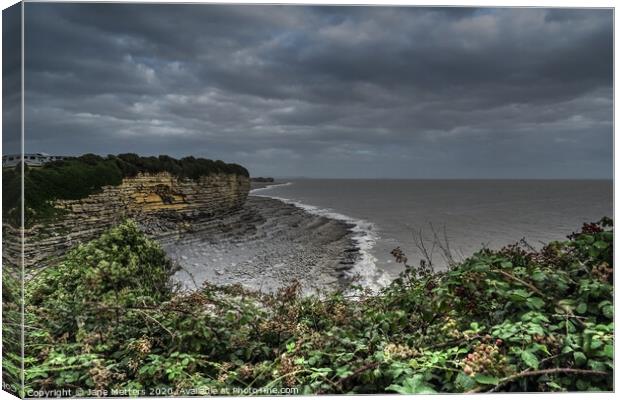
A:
[5,218,613,396]
[2,153,249,226]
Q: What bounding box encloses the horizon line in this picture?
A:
[267,177,614,181]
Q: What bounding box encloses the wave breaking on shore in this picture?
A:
[251,183,391,290]
[249,181,293,193]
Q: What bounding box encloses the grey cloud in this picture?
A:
[19,4,613,178]
[3,3,22,154]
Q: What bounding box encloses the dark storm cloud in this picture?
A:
[3,3,21,154]
[21,4,612,178]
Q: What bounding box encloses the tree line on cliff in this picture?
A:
[2,153,249,227]
[3,217,612,396]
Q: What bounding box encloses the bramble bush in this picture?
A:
[21,218,613,395]
[2,266,22,397]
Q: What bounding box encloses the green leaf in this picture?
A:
[521,351,539,369]
[454,372,476,391]
[526,323,545,336]
[588,360,607,371]
[387,375,436,394]
[509,289,531,302]
[286,341,295,353]
[472,263,490,272]
[602,305,613,319]
[583,235,595,244]
[573,351,587,366]
[590,338,604,350]
[576,378,589,391]
[526,297,545,310]
[576,303,588,314]
[556,299,576,313]
[336,366,353,379]
[593,241,609,249]
[603,344,613,358]
[474,374,499,385]
[546,381,563,391]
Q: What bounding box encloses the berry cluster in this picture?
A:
[390,247,408,265]
[461,342,509,377]
[574,222,604,237]
[383,343,419,360]
[439,317,461,339]
[276,353,300,387]
[330,303,349,325]
[88,359,125,390]
[592,262,613,283]
[216,362,234,383]
[532,333,561,352]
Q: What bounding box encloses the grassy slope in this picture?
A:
[20,219,613,395]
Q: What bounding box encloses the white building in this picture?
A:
[2,153,69,168]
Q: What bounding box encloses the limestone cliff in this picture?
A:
[3,172,250,269]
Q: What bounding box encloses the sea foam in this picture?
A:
[249,182,293,194]
[251,183,391,291]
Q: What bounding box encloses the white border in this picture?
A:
[0,2,616,400]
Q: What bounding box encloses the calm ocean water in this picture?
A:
[253,179,613,286]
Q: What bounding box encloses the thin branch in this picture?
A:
[467,368,608,393]
[412,228,435,272]
[82,302,197,315]
[134,308,175,338]
[487,368,609,393]
[430,222,456,267]
[491,269,546,298]
[441,224,454,265]
[518,237,537,252]
[491,270,585,326]
[174,262,200,291]
[335,361,381,388]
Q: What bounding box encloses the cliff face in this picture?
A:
[4,172,250,269]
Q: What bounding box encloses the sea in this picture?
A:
[252,179,613,288]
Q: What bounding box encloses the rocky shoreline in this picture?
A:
[161,196,362,294]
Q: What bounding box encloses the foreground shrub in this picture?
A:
[2,266,22,396]
[23,219,613,395]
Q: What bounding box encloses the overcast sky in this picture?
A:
[9,4,614,178]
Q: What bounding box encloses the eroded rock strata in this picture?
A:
[4,172,250,269]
